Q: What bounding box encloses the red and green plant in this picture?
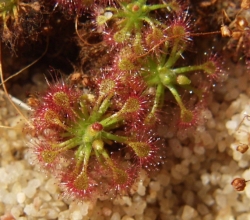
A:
[0,0,224,200]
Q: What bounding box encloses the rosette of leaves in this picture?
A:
[114,13,222,128]
[96,0,181,54]
[31,74,160,200]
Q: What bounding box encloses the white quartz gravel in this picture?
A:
[1,61,250,220]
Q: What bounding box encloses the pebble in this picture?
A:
[197,204,209,216]
[225,120,238,131]
[149,181,160,192]
[45,178,58,195]
[47,209,59,219]
[79,201,89,216]
[194,146,205,155]
[70,210,82,220]
[58,210,70,220]
[111,212,121,220]
[210,172,221,185]
[244,184,250,199]
[137,181,146,196]
[201,173,210,185]
[23,179,41,198]
[16,192,26,204]
[238,159,249,168]
[3,193,16,205]
[123,200,146,216]
[181,205,198,220]
[242,169,250,180]
[10,206,22,219]
[215,194,227,208]
[102,207,112,217]
[24,204,37,216]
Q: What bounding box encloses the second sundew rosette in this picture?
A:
[109,10,223,129]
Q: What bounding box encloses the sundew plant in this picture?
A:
[0,0,224,200]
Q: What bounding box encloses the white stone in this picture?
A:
[244,183,250,199]
[238,159,249,168]
[70,210,82,220]
[122,196,132,206]
[23,178,41,198]
[111,212,121,220]
[47,209,59,219]
[226,121,238,133]
[123,200,146,216]
[181,205,198,220]
[202,195,214,206]
[58,210,70,220]
[215,208,234,220]
[210,172,221,185]
[3,192,16,205]
[24,204,37,216]
[197,204,209,216]
[242,169,250,180]
[201,173,210,185]
[38,191,52,202]
[194,146,205,155]
[79,201,89,216]
[0,168,8,184]
[45,178,58,195]
[11,206,22,219]
[137,181,146,196]
[149,181,160,191]
[222,184,233,194]
[121,216,134,220]
[17,192,26,204]
[215,194,227,208]
[102,207,112,217]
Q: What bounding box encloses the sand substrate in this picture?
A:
[1,61,250,220]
